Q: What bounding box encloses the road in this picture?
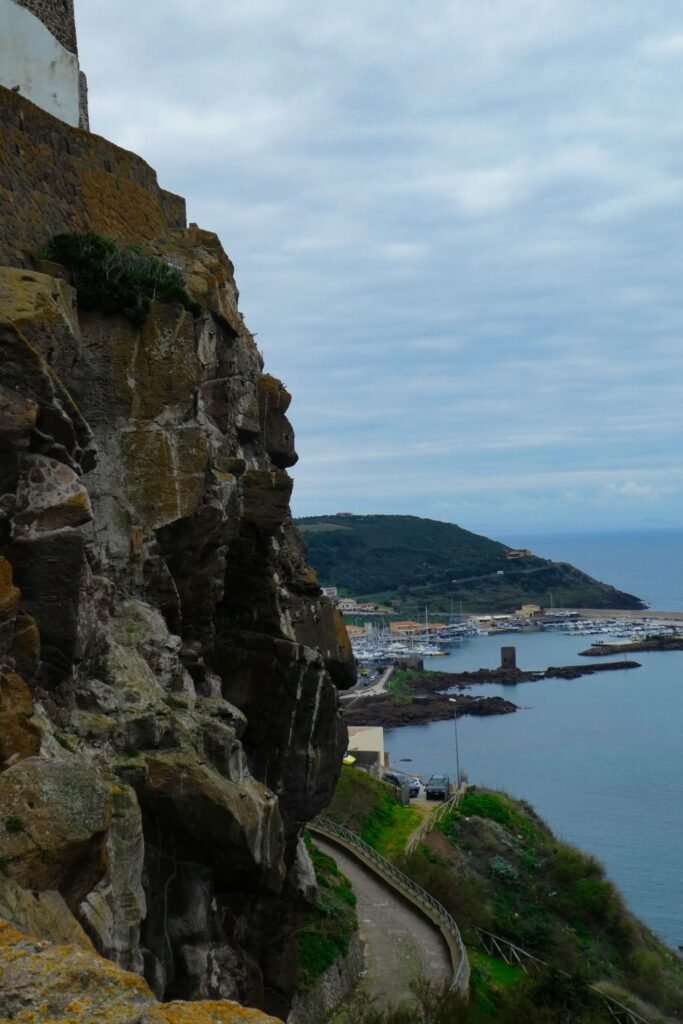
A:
[340,664,394,705]
[314,837,452,1010]
[388,563,561,605]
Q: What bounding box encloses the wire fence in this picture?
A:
[467,927,652,1024]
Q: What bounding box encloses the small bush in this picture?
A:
[402,848,492,932]
[551,845,603,885]
[490,856,519,882]
[41,232,202,325]
[628,948,666,1005]
[388,670,415,699]
[5,817,24,833]
[163,695,189,711]
[55,731,78,753]
[459,791,538,840]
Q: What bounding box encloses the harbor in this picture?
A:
[347,607,683,667]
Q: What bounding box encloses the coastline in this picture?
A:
[580,636,683,656]
[554,607,683,620]
[375,612,683,952]
[342,659,640,728]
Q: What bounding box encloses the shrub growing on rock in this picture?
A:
[41,232,202,324]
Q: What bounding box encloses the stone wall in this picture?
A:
[0,86,186,267]
[14,0,77,53]
[287,935,363,1024]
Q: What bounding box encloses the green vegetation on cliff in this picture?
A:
[296,836,358,990]
[327,769,683,1021]
[41,232,202,324]
[296,514,644,613]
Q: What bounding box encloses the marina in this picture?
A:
[348,610,683,665]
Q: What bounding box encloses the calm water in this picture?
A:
[385,626,683,947]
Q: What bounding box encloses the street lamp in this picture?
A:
[448,698,461,789]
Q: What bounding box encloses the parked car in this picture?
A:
[382,770,420,798]
[425,773,450,800]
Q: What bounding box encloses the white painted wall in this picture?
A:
[0,0,80,126]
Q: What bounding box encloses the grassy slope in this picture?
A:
[326,769,682,1020]
[296,514,644,613]
[326,765,422,859]
[406,789,683,1018]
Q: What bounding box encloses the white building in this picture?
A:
[347,726,386,775]
[0,0,88,128]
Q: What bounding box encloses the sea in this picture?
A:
[384,529,683,949]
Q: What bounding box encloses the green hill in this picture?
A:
[295,514,644,614]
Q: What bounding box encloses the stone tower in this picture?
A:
[0,0,88,128]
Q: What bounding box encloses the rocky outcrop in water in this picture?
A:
[0,89,355,1020]
[343,692,517,727]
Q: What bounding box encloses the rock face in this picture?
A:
[0,87,355,1017]
[0,918,283,1023]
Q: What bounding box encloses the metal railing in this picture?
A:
[468,926,545,975]
[311,816,653,1024]
[601,999,653,1024]
[310,816,470,995]
[467,927,652,1024]
[405,783,467,854]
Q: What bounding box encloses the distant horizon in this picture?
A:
[293,510,683,538]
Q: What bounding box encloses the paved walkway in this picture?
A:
[314,837,452,1010]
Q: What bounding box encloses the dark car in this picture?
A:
[425,773,450,801]
[383,770,420,798]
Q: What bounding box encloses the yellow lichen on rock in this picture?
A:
[161,225,243,334]
[0,673,40,766]
[142,1002,283,1023]
[0,760,112,904]
[0,560,20,617]
[120,426,208,528]
[0,919,282,1024]
[0,881,95,953]
[0,917,155,1023]
[0,268,78,342]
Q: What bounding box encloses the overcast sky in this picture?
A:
[77,1,683,537]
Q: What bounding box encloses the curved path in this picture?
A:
[314,837,452,1009]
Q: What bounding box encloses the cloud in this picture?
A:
[75,1,683,532]
[641,32,683,56]
[605,481,666,502]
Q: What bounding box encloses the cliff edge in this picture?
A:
[0,85,355,1020]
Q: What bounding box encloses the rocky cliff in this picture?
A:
[0,86,355,1021]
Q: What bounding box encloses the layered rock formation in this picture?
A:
[0,86,355,1020]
